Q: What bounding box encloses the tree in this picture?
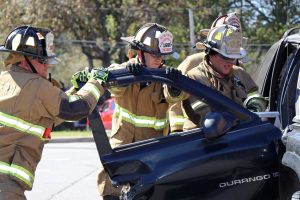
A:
[1,0,299,83]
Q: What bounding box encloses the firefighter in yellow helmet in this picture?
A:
[169,12,251,132]
[182,24,266,130]
[0,26,108,199]
[97,23,181,200]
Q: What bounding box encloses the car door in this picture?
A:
[257,27,300,129]
[92,68,282,200]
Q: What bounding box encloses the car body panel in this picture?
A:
[102,122,281,200]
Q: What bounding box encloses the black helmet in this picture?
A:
[0,26,57,64]
[121,23,173,56]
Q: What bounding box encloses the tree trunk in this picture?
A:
[87,57,94,71]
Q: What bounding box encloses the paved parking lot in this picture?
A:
[25,142,103,200]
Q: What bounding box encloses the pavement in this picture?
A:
[25,132,111,200]
[25,142,103,200]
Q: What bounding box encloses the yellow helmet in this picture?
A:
[203,25,246,59]
[197,12,244,47]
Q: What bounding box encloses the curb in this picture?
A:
[49,137,95,143]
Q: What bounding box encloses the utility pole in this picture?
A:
[188,9,196,53]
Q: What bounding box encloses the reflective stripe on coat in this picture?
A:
[0,65,103,190]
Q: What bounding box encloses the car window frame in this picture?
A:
[278,47,300,128]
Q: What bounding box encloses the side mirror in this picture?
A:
[203,112,235,140]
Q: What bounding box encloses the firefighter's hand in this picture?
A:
[246,100,265,112]
[88,68,109,85]
[165,67,181,79]
[245,96,266,112]
[71,69,89,89]
[167,85,182,97]
[126,63,144,74]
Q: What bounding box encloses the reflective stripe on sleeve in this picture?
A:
[81,82,100,102]
[114,104,168,130]
[67,95,80,102]
[0,112,45,140]
[169,116,185,126]
[0,161,34,189]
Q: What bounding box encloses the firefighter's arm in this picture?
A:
[38,69,108,124]
[165,67,209,104]
[240,69,267,112]
[106,63,129,97]
[164,66,190,103]
[168,102,185,133]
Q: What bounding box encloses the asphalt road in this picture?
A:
[25,142,103,200]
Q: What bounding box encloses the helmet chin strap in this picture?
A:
[141,50,146,66]
[160,60,165,68]
[24,56,38,73]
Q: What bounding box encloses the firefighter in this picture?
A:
[168,53,205,133]
[0,26,108,199]
[97,23,181,200]
[169,12,248,132]
[183,24,266,130]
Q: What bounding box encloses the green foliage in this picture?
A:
[0,0,299,83]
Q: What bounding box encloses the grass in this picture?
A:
[51,129,111,138]
[51,130,93,138]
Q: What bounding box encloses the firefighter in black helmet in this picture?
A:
[0,26,107,199]
[97,23,181,200]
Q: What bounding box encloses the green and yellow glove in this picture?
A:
[244,94,267,112]
[88,68,109,85]
[71,69,89,89]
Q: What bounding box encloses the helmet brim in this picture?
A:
[121,36,173,56]
[197,42,247,59]
[121,36,135,45]
[0,45,58,64]
[212,46,247,59]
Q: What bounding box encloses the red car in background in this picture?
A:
[98,98,115,130]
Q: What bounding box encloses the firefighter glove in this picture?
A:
[71,69,89,89]
[88,68,109,85]
[165,67,182,80]
[244,93,266,113]
[167,85,182,97]
[126,63,144,74]
[245,98,266,112]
